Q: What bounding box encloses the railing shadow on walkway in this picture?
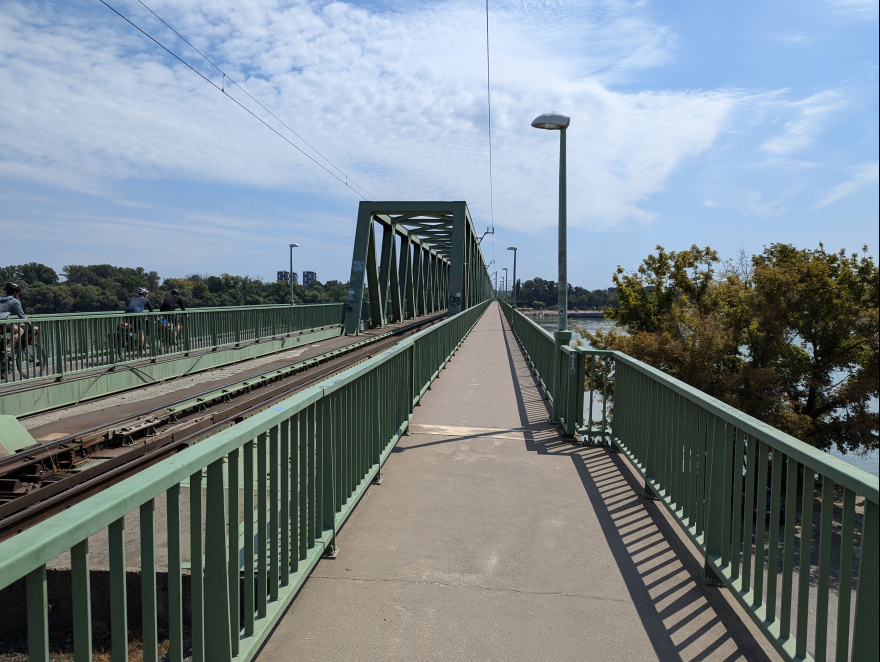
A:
[497,307,776,662]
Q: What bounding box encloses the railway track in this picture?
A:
[0,314,444,541]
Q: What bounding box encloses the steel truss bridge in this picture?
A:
[0,202,876,662]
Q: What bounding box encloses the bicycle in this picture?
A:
[2,326,47,381]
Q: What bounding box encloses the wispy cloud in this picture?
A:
[0,0,742,235]
[824,0,879,17]
[760,91,845,157]
[778,32,813,44]
[815,162,879,208]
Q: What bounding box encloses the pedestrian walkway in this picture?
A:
[256,303,780,661]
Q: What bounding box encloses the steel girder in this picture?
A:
[343,202,493,334]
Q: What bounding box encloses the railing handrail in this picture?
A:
[0,300,491,662]
[3,301,346,322]
[502,301,878,662]
[1,302,349,391]
[604,349,879,501]
[504,304,878,501]
[0,304,486,581]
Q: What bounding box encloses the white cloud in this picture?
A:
[778,32,813,44]
[825,0,879,17]
[0,0,750,243]
[760,91,845,157]
[815,162,879,208]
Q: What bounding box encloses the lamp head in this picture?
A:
[531,112,570,130]
[289,243,299,248]
[507,246,517,252]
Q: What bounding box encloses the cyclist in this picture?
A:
[158,288,186,343]
[125,287,154,313]
[120,287,153,352]
[0,282,32,357]
[159,288,186,311]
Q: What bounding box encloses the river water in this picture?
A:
[523,313,879,477]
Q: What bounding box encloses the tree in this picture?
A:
[585,244,878,455]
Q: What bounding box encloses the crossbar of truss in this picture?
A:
[343,202,493,334]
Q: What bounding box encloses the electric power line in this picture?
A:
[97,0,377,201]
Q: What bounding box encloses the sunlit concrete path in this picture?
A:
[256,302,780,661]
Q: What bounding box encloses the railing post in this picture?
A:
[572,348,586,438]
[204,458,233,662]
[701,415,728,586]
[551,329,571,424]
[853,498,879,659]
[71,540,92,662]
[26,565,49,662]
[140,500,158,662]
[564,350,576,435]
[53,322,64,376]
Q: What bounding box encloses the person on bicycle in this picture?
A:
[0,282,32,356]
[125,287,154,313]
[122,287,153,351]
[160,288,186,312]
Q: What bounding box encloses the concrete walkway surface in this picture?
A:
[256,303,780,662]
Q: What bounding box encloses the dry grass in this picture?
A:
[1,632,176,662]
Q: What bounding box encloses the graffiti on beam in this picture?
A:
[346,288,358,314]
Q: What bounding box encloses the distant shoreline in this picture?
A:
[521,310,607,319]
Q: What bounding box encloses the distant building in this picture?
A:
[303,271,317,287]
[607,287,617,293]
[277,270,299,284]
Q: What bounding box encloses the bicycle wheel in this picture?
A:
[31,343,48,374]
[17,344,47,379]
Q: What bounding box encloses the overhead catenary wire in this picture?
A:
[134,0,377,201]
[97,0,377,201]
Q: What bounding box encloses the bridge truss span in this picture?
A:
[343,201,493,334]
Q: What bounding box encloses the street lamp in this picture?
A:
[502,267,509,302]
[507,246,518,308]
[289,243,299,305]
[531,110,570,424]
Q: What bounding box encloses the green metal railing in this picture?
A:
[0,303,346,386]
[499,302,587,437]
[502,303,879,661]
[0,300,489,662]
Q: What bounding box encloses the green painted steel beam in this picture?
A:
[0,415,37,455]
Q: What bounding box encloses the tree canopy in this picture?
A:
[513,276,618,310]
[584,244,879,455]
[0,263,350,313]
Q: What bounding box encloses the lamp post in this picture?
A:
[507,246,518,308]
[289,243,299,305]
[502,267,509,303]
[531,111,570,424]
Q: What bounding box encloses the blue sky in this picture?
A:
[0,0,877,289]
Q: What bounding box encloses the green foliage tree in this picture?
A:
[516,276,618,310]
[1,262,352,314]
[586,244,879,454]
